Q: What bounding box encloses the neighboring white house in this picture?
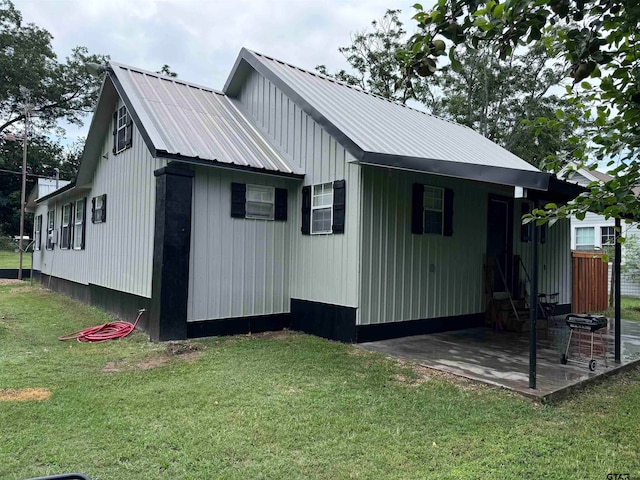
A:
[26,48,583,342]
[562,163,640,297]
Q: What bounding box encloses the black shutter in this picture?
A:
[91,197,96,223]
[37,215,42,250]
[301,186,311,235]
[332,179,346,234]
[539,223,547,244]
[125,116,133,149]
[102,194,107,222]
[274,188,288,221]
[81,198,87,249]
[411,183,424,234]
[443,188,454,237]
[69,202,74,249]
[112,112,118,155]
[520,202,531,242]
[231,183,246,218]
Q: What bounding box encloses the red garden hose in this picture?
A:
[58,309,145,342]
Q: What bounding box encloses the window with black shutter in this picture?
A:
[92,194,107,223]
[301,180,346,235]
[231,183,287,221]
[60,203,73,249]
[113,106,132,154]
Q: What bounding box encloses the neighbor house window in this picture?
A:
[60,203,72,249]
[92,194,106,223]
[245,185,275,220]
[411,183,454,236]
[74,198,86,250]
[311,182,333,234]
[46,209,55,250]
[601,226,615,247]
[113,106,132,154]
[33,215,42,251]
[575,227,595,251]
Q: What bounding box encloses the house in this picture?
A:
[562,163,640,297]
[27,48,582,342]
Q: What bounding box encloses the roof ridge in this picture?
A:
[248,49,470,130]
[109,61,224,95]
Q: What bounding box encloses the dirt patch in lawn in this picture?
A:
[0,387,51,402]
[0,279,23,285]
[102,342,204,372]
[394,358,491,393]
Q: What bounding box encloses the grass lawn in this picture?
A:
[602,296,640,322]
[0,250,32,269]
[1,283,639,479]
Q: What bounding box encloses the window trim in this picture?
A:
[311,182,333,235]
[92,194,106,224]
[34,215,42,251]
[601,226,615,248]
[423,185,444,235]
[73,198,85,250]
[60,203,72,250]
[114,106,132,154]
[245,184,275,220]
[46,209,55,250]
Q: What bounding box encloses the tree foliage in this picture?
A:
[406,0,640,221]
[0,0,108,137]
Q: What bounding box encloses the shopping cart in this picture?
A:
[560,314,608,371]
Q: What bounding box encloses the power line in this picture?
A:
[0,168,56,179]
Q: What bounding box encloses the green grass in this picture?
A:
[1,283,639,480]
[0,250,32,269]
[602,296,640,322]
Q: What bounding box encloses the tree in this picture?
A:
[156,65,178,78]
[405,0,640,221]
[316,9,442,111]
[0,0,108,137]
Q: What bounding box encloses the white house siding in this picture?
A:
[514,214,572,306]
[187,167,296,321]
[233,68,361,308]
[32,192,90,285]
[359,167,506,326]
[33,99,164,298]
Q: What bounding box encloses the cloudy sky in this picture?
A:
[13,0,431,141]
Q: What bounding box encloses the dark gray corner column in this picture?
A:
[149,164,194,341]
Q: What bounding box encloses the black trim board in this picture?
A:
[355,313,485,343]
[32,271,151,332]
[186,314,291,338]
[0,268,31,279]
[291,299,357,343]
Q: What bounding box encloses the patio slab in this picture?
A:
[358,319,640,402]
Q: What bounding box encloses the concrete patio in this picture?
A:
[359,318,640,402]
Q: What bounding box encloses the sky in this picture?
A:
[13,0,429,142]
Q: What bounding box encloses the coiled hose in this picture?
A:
[58,309,145,342]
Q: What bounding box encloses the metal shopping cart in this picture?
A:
[560,314,608,371]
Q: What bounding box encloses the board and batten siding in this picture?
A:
[233,68,361,308]
[513,209,572,306]
[33,98,164,298]
[187,168,296,321]
[359,167,497,325]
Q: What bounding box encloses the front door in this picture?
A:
[487,196,514,293]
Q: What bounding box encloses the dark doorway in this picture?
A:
[487,195,514,293]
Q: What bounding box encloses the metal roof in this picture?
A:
[225,49,550,190]
[26,178,72,210]
[109,62,300,176]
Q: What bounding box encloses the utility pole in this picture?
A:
[18,88,30,281]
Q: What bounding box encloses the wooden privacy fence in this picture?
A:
[572,251,608,313]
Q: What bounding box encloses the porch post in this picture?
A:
[529,203,539,389]
[615,217,621,363]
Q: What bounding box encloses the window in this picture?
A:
[74,199,86,250]
[230,183,287,221]
[60,203,72,249]
[575,227,595,251]
[33,215,42,251]
[246,185,275,220]
[46,209,55,250]
[92,194,107,223]
[301,181,345,235]
[411,184,454,236]
[423,186,444,234]
[113,106,132,154]
[311,183,333,234]
[601,226,615,247]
